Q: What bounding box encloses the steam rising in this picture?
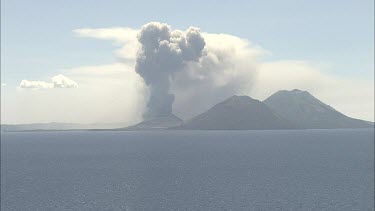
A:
[136,22,205,120]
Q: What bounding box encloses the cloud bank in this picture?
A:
[3,22,373,124]
[3,64,147,124]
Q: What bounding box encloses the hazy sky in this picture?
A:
[1,0,374,124]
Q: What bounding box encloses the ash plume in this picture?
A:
[136,22,205,120]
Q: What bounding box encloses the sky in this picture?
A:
[1,0,374,124]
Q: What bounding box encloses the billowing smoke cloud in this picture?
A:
[135,22,205,120]
[74,23,262,121]
[19,74,78,89]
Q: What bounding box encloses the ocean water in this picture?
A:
[1,129,374,210]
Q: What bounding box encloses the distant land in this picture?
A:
[124,114,183,130]
[1,89,373,132]
[0,122,129,132]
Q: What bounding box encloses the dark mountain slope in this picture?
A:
[180,95,297,130]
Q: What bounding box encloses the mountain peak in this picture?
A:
[264,90,371,129]
[180,95,296,130]
[276,89,311,95]
[227,95,253,100]
[224,95,257,103]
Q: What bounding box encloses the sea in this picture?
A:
[1,129,374,210]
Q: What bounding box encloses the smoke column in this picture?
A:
[136,22,205,120]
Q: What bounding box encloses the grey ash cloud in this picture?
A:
[135,22,206,120]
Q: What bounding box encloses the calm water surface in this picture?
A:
[1,129,374,210]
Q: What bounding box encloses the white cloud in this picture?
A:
[172,33,266,119]
[19,80,54,89]
[52,74,78,88]
[74,27,140,61]
[74,27,138,44]
[19,74,78,89]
